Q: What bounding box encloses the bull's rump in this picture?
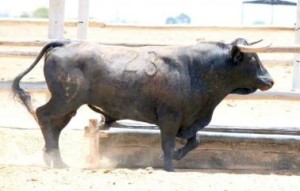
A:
[44,42,189,123]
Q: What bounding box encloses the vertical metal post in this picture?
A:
[77,0,90,40]
[293,0,300,89]
[241,3,244,25]
[48,0,65,39]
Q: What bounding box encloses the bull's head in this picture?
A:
[230,38,274,94]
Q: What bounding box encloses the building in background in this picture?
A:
[242,0,297,25]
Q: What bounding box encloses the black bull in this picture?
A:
[12,38,274,171]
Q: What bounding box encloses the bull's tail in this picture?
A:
[12,41,69,120]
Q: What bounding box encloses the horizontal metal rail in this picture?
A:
[0,40,48,46]
[1,18,295,30]
[0,50,39,57]
[1,39,300,49]
[113,121,300,135]
[228,91,300,101]
[102,127,300,144]
[0,40,171,47]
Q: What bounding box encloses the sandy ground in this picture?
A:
[1,127,300,191]
[1,23,300,190]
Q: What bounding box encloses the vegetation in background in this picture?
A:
[20,7,48,18]
[166,13,191,24]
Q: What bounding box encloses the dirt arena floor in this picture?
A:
[1,23,300,190]
[1,126,300,191]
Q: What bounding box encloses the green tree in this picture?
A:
[20,12,30,18]
[32,7,49,18]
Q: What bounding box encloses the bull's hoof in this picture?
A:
[53,160,68,169]
[172,150,184,161]
[159,154,175,171]
[163,164,174,172]
[160,151,183,161]
[43,150,68,168]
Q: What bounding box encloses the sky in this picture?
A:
[0,0,297,26]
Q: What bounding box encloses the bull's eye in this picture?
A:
[250,57,257,65]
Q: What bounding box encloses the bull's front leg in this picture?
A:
[173,135,199,160]
[160,132,177,171]
[174,117,211,160]
[156,107,181,172]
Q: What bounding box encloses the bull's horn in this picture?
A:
[238,42,272,53]
[249,39,263,46]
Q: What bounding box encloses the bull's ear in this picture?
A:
[231,45,243,64]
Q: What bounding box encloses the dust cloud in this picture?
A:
[0,127,118,170]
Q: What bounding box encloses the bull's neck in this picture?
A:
[190,50,234,98]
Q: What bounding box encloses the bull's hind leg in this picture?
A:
[173,135,199,160]
[38,57,88,167]
[36,98,79,168]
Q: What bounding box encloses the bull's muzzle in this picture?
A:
[259,78,274,91]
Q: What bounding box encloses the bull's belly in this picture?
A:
[90,97,158,124]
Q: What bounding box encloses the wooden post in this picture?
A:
[48,0,65,39]
[293,0,300,89]
[86,119,100,168]
[77,0,90,39]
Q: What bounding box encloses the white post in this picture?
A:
[77,0,90,40]
[48,0,65,39]
[293,0,300,89]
